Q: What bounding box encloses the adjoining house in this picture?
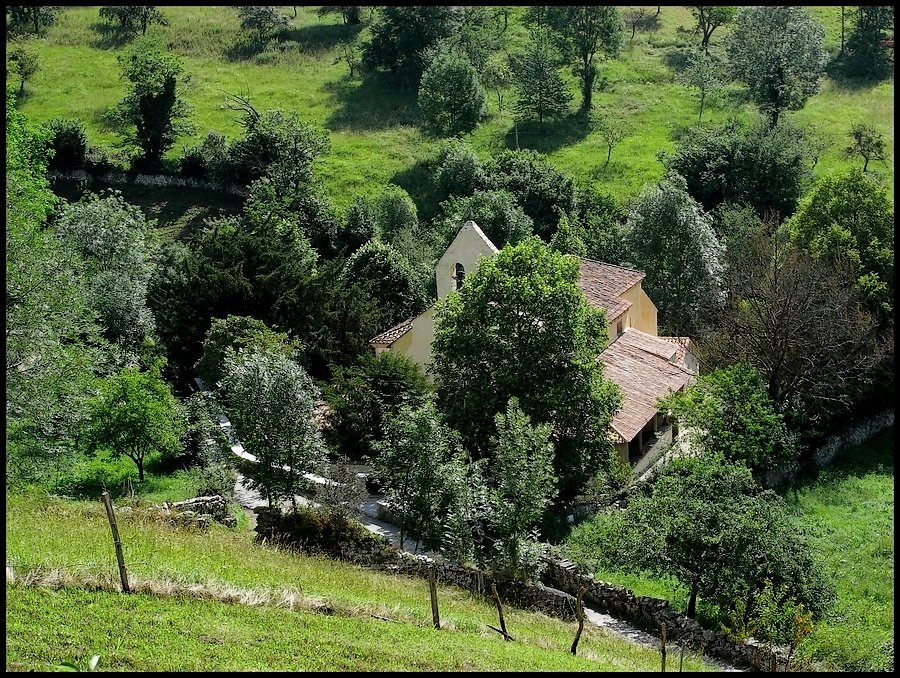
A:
[370,221,698,468]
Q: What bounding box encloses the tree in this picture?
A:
[436,189,533,250]
[219,349,327,510]
[373,402,463,550]
[532,6,623,112]
[44,118,89,171]
[7,44,40,97]
[625,173,724,336]
[236,6,288,43]
[98,6,169,36]
[678,49,723,120]
[689,6,736,50]
[844,122,886,172]
[512,27,573,130]
[575,188,627,265]
[571,456,834,620]
[362,6,463,86]
[338,195,377,253]
[115,48,194,166]
[787,169,894,319]
[196,315,298,389]
[482,149,576,240]
[433,237,622,503]
[590,109,632,167]
[418,47,487,137]
[841,6,894,80]
[482,53,513,113]
[663,117,816,218]
[6,6,60,36]
[323,351,431,461]
[86,361,183,482]
[341,240,429,328]
[433,138,484,202]
[487,398,557,579]
[726,6,826,127]
[373,185,418,244]
[317,6,362,25]
[549,213,587,257]
[659,363,796,476]
[701,230,887,432]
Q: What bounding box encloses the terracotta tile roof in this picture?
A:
[370,316,415,346]
[660,336,693,367]
[600,329,694,444]
[577,259,645,321]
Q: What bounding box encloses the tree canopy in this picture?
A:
[512,27,572,130]
[418,47,487,137]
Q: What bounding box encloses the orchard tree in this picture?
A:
[678,49,724,120]
[625,173,724,336]
[787,169,894,319]
[98,6,169,36]
[236,6,288,43]
[86,361,183,482]
[436,189,533,249]
[689,6,736,50]
[7,44,40,97]
[219,348,327,510]
[659,363,796,476]
[317,6,362,25]
[418,47,487,137]
[530,6,623,112]
[373,185,419,244]
[116,48,194,166]
[549,213,588,257]
[844,122,887,172]
[487,398,557,579]
[7,6,60,36]
[433,237,623,503]
[433,139,484,202]
[726,6,827,126]
[590,109,632,167]
[841,6,894,80]
[482,53,513,113]
[512,27,572,131]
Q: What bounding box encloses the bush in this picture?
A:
[264,504,378,555]
[50,454,139,499]
[45,118,89,171]
[434,139,484,201]
[189,463,237,499]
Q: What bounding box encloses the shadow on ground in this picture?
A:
[504,111,593,154]
[324,72,420,132]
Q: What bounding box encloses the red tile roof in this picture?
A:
[600,329,694,444]
[370,316,415,346]
[660,336,693,367]
[577,259,645,321]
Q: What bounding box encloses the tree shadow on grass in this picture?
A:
[277,21,363,53]
[324,71,420,132]
[503,111,592,154]
[223,35,269,62]
[390,156,445,223]
[88,22,135,50]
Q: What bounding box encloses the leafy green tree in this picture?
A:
[482,53,513,112]
[178,390,232,469]
[574,188,627,264]
[196,315,298,389]
[433,237,622,503]
[323,351,431,461]
[569,456,834,620]
[512,27,572,130]
[436,189,533,250]
[487,398,557,579]
[446,6,504,75]
[418,47,487,137]
[373,402,463,550]
[433,138,484,202]
[841,6,894,80]
[660,363,796,475]
[219,348,327,510]
[55,191,157,359]
[115,48,194,167]
[7,44,40,97]
[678,49,723,120]
[663,117,816,218]
[689,6,736,50]
[530,6,623,112]
[236,6,288,43]
[98,6,168,36]
[549,212,587,257]
[844,121,886,172]
[373,184,418,244]
[787,169,894,319]
[590,109,632,167]
[625,173,724,335]
[482,149,576,240]
[726,6,827,126]
[362,6,462,86]
[342,240,429,328]
[86,361,183,482]
[338,195,377,253]
[6,6,60,36]
[44,118,89,170]
[317,6,362,25]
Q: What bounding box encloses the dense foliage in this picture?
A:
[418,47,487,137]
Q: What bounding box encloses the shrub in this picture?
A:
[45,118,89,171]
[189,463,237,499]
[418,47,487,137]
[434,139,484,202]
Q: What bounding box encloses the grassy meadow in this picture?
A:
[5,491,716,672]
[13,5,894,219]
[565,427,895,671]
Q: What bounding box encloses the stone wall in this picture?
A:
[49,169,248,197]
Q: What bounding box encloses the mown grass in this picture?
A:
[5,491,717,672]
[14,5,893,217]
[565,426,895,671]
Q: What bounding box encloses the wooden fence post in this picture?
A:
[570,586,588,655]
[101,491,130,593]
[679,641,685,672]
[489,583,513,641]
[428,564,440,630]
[660,623,667,672]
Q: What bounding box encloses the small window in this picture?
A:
[616,321,624,336]
[454,263,465,290]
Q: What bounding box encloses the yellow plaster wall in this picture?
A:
[389,306,436,377]
[608,283,658,342]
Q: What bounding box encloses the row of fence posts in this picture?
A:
[98,493,696,670]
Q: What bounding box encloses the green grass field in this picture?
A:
[13,5,894,216]
[5,491,717,672]
[565,427,895,671]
